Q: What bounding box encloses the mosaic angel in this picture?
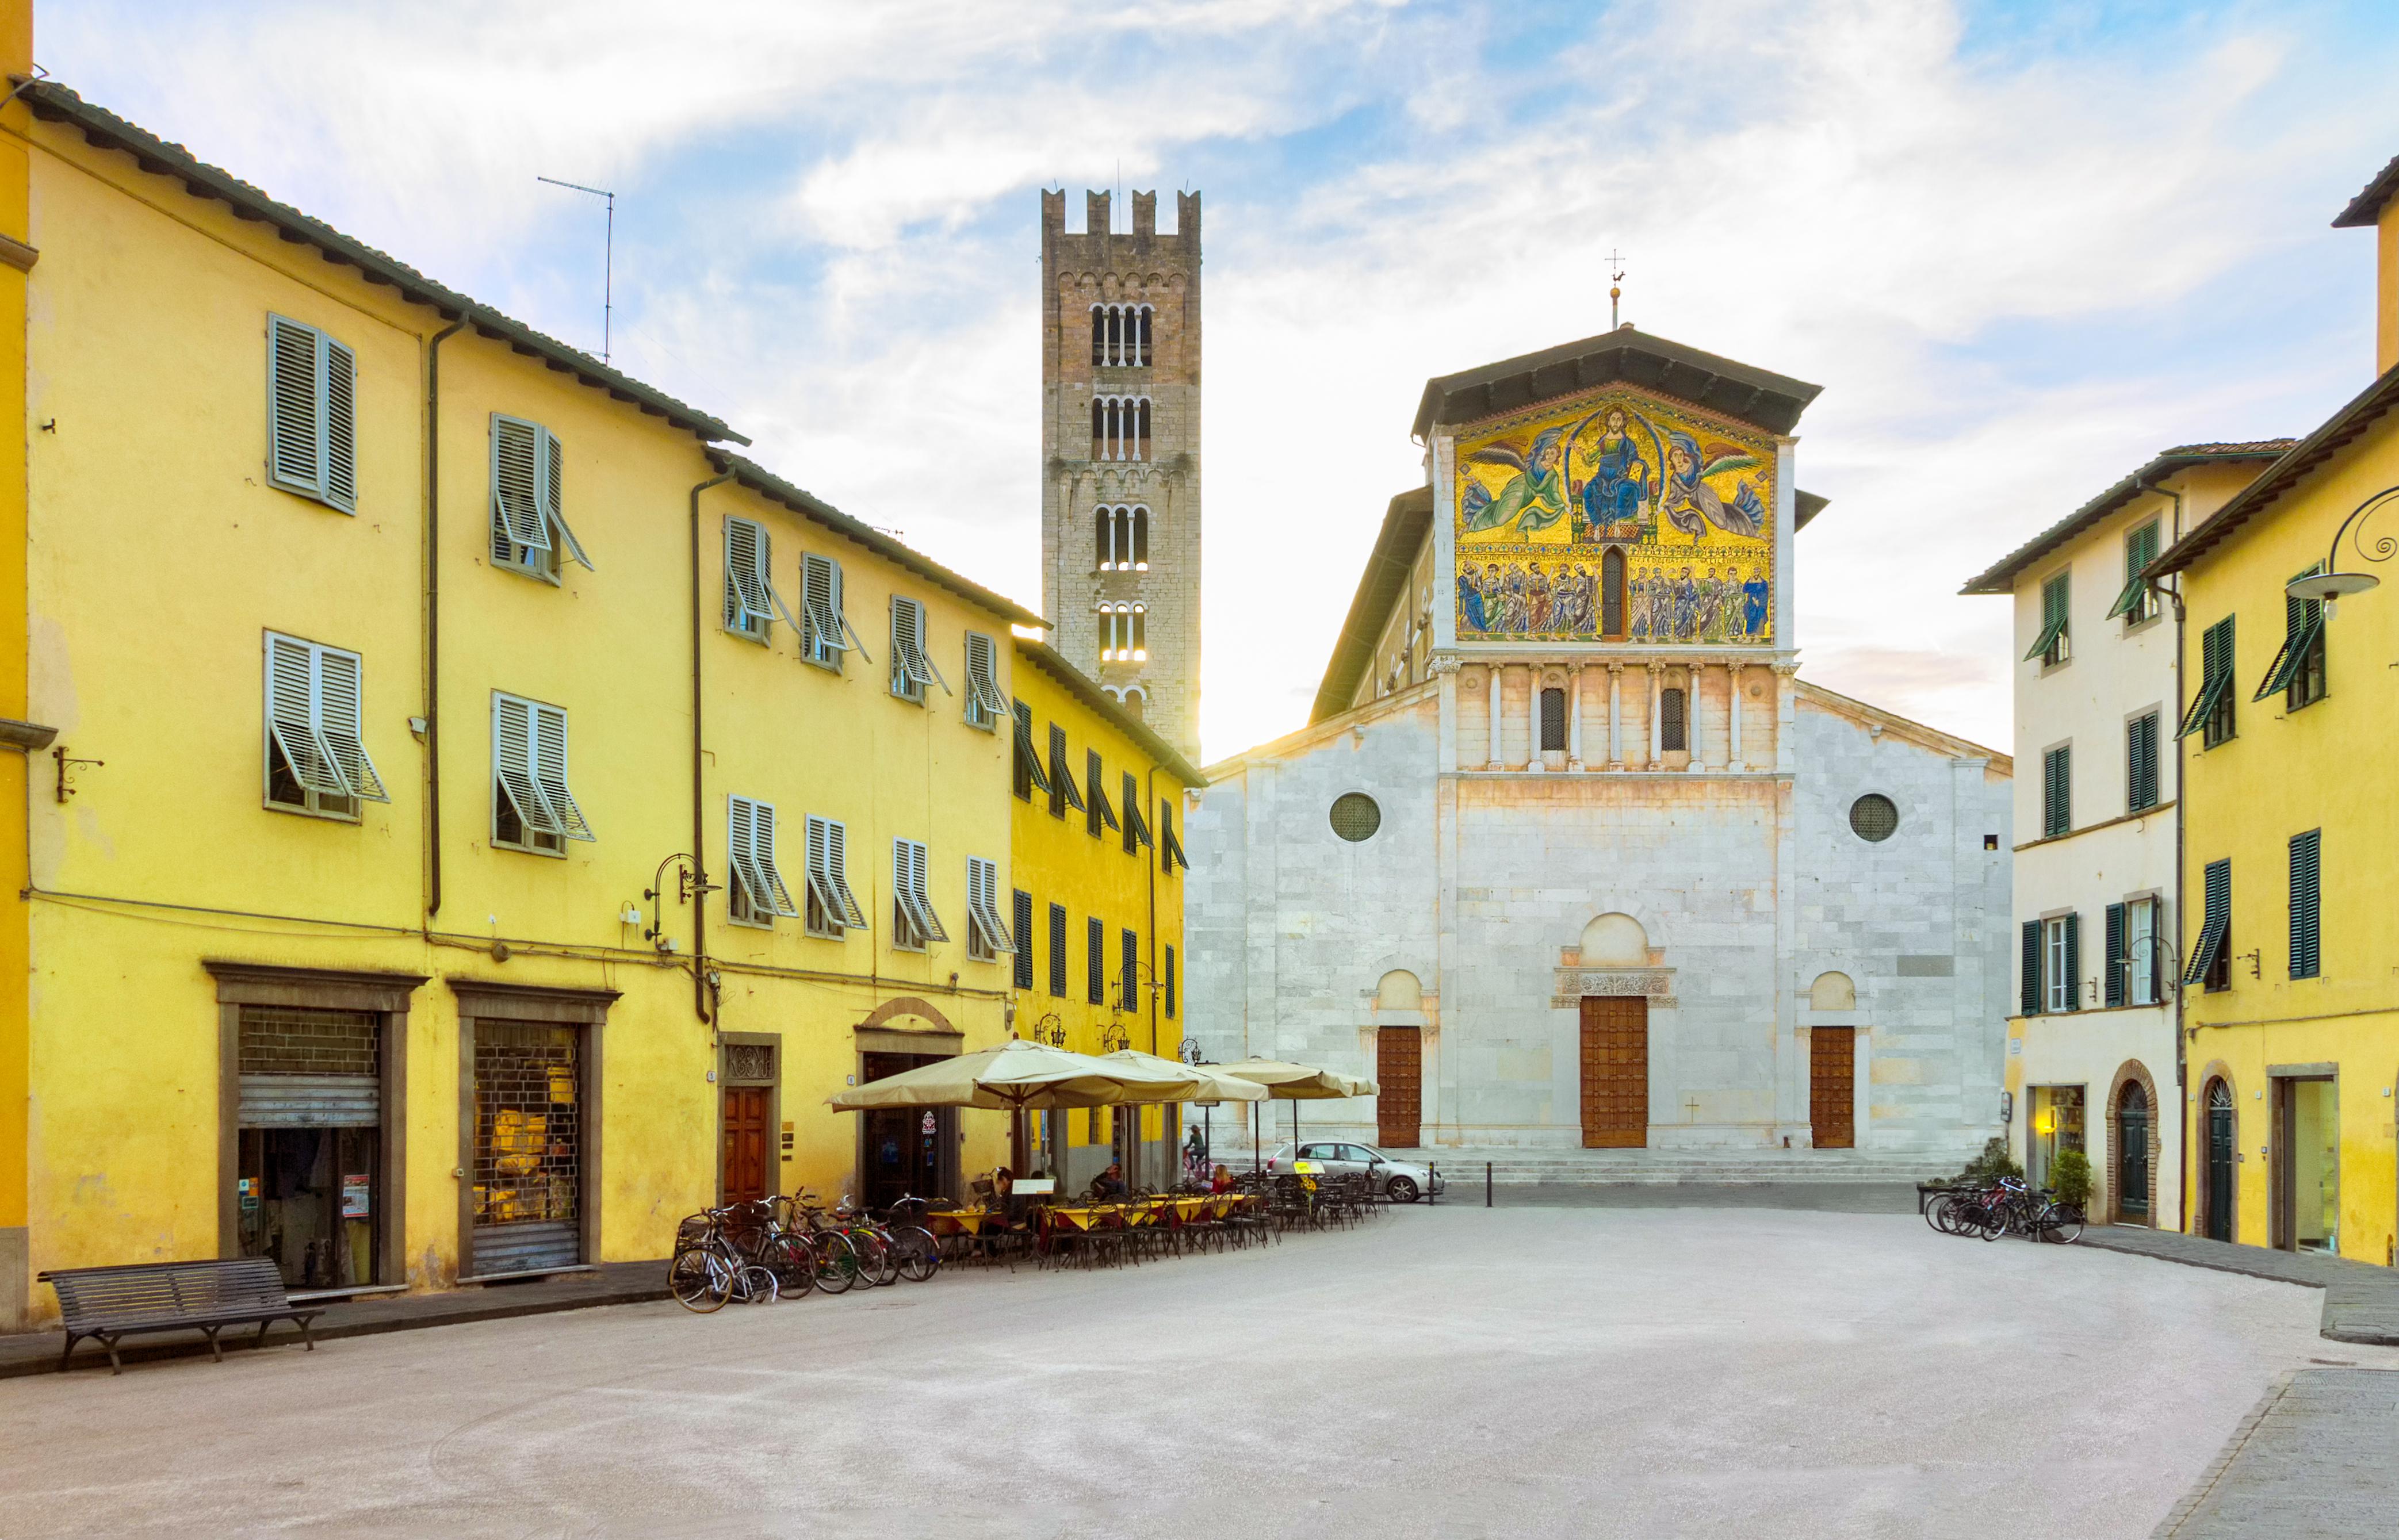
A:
[1461,426,1569,536]
[1660,431,1767,539]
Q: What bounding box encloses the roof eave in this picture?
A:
[1310,487,1435,725]
[1412,327,1823,440]
[1012,638,1205,786]
[2149,371,2399,579]
[1958,445,2295,595]
[2331,151,2399,228]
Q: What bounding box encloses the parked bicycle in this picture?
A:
[1924,1177,2082,1243]
[668,1206,780,1313]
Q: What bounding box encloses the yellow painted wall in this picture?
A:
[0,0,32,1330]
[2176,409,2399,1265]
[10,98,1026,1316]
[1007,640,1188,1179]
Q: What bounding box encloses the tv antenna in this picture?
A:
[538,176,617,365]
[1608,249,1627,329]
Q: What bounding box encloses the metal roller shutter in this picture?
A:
[238,1007,379,1127]
[471,1021,582,1274]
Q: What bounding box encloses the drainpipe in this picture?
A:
[1146,763,1160,1059]
[2145,480,2190,1234]
[423,317,469,918]
[690,469,735,1022]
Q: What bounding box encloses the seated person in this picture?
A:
[1210,1163,1235,1194]
[990,1165,1015,1201]
[1088,1161,1128,1201]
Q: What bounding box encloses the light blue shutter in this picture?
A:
[267,316,324,498]
[322,337,357,512]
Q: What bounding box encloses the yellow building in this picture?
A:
[0,48,1069,1324]
[1005,638,1200,1190]
[2150,150,2399,1263]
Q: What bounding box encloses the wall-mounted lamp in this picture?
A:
[2286,484,2399,616]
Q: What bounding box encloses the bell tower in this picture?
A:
[1039,187,1202,761]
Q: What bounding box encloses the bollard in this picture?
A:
[1485,1161,1493,1208]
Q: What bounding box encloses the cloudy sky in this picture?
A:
[50,0,2399,758]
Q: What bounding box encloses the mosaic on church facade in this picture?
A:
[1453,389,1776,644]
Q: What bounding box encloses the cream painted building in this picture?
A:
[1187,328,2013,1167]
[1962,444,2290,1225]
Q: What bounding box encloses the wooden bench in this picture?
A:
[39,1259,323,1374]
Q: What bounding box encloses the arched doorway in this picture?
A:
[2115,1081,2150,1222]
[2203,1078,2236,1242]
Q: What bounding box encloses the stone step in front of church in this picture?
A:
[1388,1148,1964,1186]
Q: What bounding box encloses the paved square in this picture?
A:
[5,1208,2390,1538]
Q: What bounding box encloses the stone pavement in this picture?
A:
[2082,1225,2399,1346]
[2151,1369,2399,1538]
[0,1259,670,1379]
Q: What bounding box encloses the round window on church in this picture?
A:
[1850,794,1899,842]
[1329,792,1382,843]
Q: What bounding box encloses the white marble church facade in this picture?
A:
[1185,328,2014,1160]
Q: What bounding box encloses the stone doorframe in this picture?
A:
[204,960,428,1285]
[2105,1058,2163,1227]
[718,1033,783,1204]
[2194,1059,2239,1244]
[449,978,620,1282]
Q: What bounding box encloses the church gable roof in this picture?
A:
[1413,325,1822,440]
[1310,486,1434,725]
[1795,679,2011,773]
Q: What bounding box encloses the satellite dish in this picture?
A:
[2285,571,2378,603]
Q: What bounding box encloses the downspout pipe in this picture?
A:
[424,317,469,919]
[691,470,734,1024]
[2142,478,2190,1235]
[1145,764,1159,1058]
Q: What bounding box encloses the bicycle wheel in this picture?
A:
[763,1233,816,1298]
[2038,1204,2085,1244]
[810,1231,860,1294]
[893,1226,941,1283]
[668,1247,730,1313]
[851,1231,899,1288]
[737,1263,779,1304]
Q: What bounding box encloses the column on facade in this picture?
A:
[1486,664,1503,769]
[1567,663,1584,770]
[1729,662,1744,770]
[1606,663,1623,768]
[1687,663,1705,771]
[1647,662,1661,763]
[1524,666,1540,771]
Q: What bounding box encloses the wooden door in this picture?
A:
[1579,997,1648,1148]
[1809,1028,1855,1149]
[1377,1027,1422,1147]
[721,1086,769,1204]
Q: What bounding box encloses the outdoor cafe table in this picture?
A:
[926,1208,997,1236]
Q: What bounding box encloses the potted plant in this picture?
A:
[2048,1148,2092,1211]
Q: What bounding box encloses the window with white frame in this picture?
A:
[963,633,1007,730]
[1094,504,1150,572]
[491,692,593,855]
[889,595,947,703]
[2043,913,2079,1013]
[1089,303,1153,367]
[804,815,867,938]
[1098,602,1147,663]
[801,552,871,672]
[2125,896,2160,1006]
[264,632,388,819]
[1089,396,1151,462]
[965,855,1014,961]
[722,516,793,643]
[891,837,947,951]
[265,315,357,514]
[725,795,799,927]
[489,413,594,581]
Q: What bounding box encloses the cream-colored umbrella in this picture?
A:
[1216,1058,1380,1165]
[1098,1049,1268,1104]
[825,1040,1189,1112]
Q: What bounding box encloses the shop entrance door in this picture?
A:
[2273,1076,2338,1255]
[1377,1026,1422,1148]
[2115,1082,2151,1222]
[722,1086,770,1205]
[2205,1080,2236,1242]
[470,1022,583,1275]
[235,1005,383,1289]
[860,1052,952,1210]
[1808,1028,1855,1149]
[1579,997,1647,1149]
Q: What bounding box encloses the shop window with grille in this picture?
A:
[471,1021,581,1274]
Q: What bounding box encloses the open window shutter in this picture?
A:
[1052,726,1084,814]
[726,795,763,911]
[530,703,594,841]
[1013,890,1035,986]
[541,429,595,569]
[2062,913,2080,1011]
[916,840,948,941]
[1123,772,1153,851]
[2103,903,2126,1007]
[314,646,387,802]
[493,696,556,834]
[267,317,324,497]
[322,337,357,512]
[2183,860,2231,986]
[753,802,797,917]
[831,562,871,661]
[827,820,865,926]
[891,597,923,687]
[2020,920,2041,1016]
[1012,704,1053,796]
[492,417,552,551]
[267,635,341,794]
[1088,751,1118,833]
[726,518,769,630]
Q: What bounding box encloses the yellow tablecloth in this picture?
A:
[927,1208,995,1236]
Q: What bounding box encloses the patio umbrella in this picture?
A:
[1100,1049,1268,1187]
[1215,1058,1380,1168]
[825,1040,1189,1112]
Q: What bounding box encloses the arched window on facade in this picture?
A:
[1122,686,1147,723]
[1602,548,1627,639]
[1130,603,1147,660]
[1089,397,1151,462]
[1097,603,1147,664]
[1089,304,1154,368]
[1660,687,1687,752]
[1131,505,1149,569]
[1095,505,1149,570]
[1539,687,1567,752]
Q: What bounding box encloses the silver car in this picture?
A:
[1263,1140,1444,1202]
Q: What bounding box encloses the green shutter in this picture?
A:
[1086,916,1104,1003]
[2062,912,2081,1013]
[1048,903,1068,997]
[2184,859,2230,987]
[2043,746,2071,838]
[2104,903,2126,1007]
[2179,618,2236,738]
[2126,711,2159,813]
[2289,830,2321,980]
[1012,890,1035,990]
[2109,522,2159,619]
[2021,920,2042,1016]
